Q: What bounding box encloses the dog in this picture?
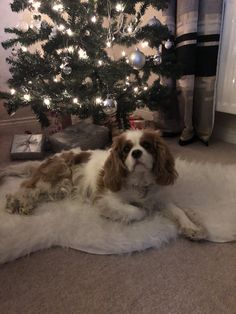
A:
[3,130,206,240]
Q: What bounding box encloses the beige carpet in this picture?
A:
[0,110,236,314]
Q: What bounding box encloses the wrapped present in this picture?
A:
[129,107,159,130]
[10,134,45,160]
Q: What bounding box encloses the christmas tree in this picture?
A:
[0,0,180,129]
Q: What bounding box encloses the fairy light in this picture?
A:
[106,41,112,48]
[141,41,149,48]
[32,1,41,10]
[121,50,126,57]
[52,3,64,12]
[28,81,32,84]
[95,97,102,104]
[126,59,129,64]
[21,46,28,52]
[67,29,73,36]
[91,16,97,23]
[23,94,31,101]
[58,24,65,31]
[73,98,78,104]
[44,98,51,106]
[68,46,74,53]
[127,25,133,33]
[116,3,124,12]
[10,88,16,95]
[53,77,58,82]
[134,87,138,93]
[98,60,103,66]
[143,86,148,91]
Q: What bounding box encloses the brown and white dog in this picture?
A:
[4,130,206,240]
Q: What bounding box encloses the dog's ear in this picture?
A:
[152,133,178,185]
[103,135,127,192]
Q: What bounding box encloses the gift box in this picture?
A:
[10,134,45,160]
[129,107,159,130]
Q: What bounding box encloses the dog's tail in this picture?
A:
[0,161,42,184]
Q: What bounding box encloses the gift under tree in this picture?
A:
[0,0,180,129]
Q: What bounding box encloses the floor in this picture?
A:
[0,106,236,314]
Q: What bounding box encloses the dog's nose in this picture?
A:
[131,149,142,159]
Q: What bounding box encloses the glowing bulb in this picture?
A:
[21,46,28,52]
[121,51,126,57]
[141,41,149,48]
[32,1,41,10]
[67,29,73,36]
[91,16,97,23]
[58,24,65,31]
[106,41,112,48]
[116,3,124,12]
[10,88,16,95]
[68,46,74,53]
[126,76,129,80]
[95,97,102,104]
[127,25,133,33]
[134,87,138,93]
[44,98,51,106]
[98,60,103,66]
[73,98,78,104]
[52,3,64,12]
[53,77,58,82]
[143,86,148,91]
[28,81,32,84]
[24,94,31,101]
[126,59,129,63]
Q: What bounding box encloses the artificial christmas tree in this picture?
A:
[0,0,180,130]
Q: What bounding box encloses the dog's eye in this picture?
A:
[123,145,131,153]
[141,141,151,150]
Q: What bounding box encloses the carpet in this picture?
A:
[0,158,235,264]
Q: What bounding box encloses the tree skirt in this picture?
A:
[0,159,236,264]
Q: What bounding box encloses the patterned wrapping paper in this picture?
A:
[10,134,45,160]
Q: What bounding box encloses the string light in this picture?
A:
[53,77,58,82]
[43,98,51,106]
[143,86,148,91]
[106,41,112,48]
[66,29,73,36]
[32,1,41,10]
[127,25,133,33]
[23,94,31,101]
[10,88,16,95]
[58,24,65,31]
[121,51,126,57]
[134,87,138,93]
[98,60,103,66]
[73,98,78,104]
[95,97,102,104]
[68,46,74,53]
[21,46,28,52]
[52,3,64,12]
[141,41,149,48]
[116,3,124,12]
[91,16,97,23]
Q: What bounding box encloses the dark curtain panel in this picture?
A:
[164,0,223,144]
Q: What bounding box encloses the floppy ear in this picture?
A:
[103,136,127,192]
[152,134,178,185]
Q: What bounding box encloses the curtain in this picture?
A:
[164,0,223,145]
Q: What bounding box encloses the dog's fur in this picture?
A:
[3,130,206,240]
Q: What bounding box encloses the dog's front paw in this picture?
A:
[181,224,207,241]
[5,193,34,215]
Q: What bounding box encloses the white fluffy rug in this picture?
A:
[0,158,236,264]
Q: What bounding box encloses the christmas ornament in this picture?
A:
[148,16,161,27]
[62,66,72,75]
[17,21,29,32]
[130,48,146,70]
[102,96,117,115]
[85,30,90,36]
[164,39,173,49]
[154,55,162,65]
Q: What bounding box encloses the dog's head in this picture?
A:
[103,130,178,192]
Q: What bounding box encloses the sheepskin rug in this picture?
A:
[0,158,235,264]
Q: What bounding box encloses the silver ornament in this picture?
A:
[148,16,161,27]
[154,55,162,65]
[164,39,173,49]
[103,97,117,115]
[130,48,146,70]
[62,66,72,75]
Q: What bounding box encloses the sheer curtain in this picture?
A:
[216,0,236,115]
